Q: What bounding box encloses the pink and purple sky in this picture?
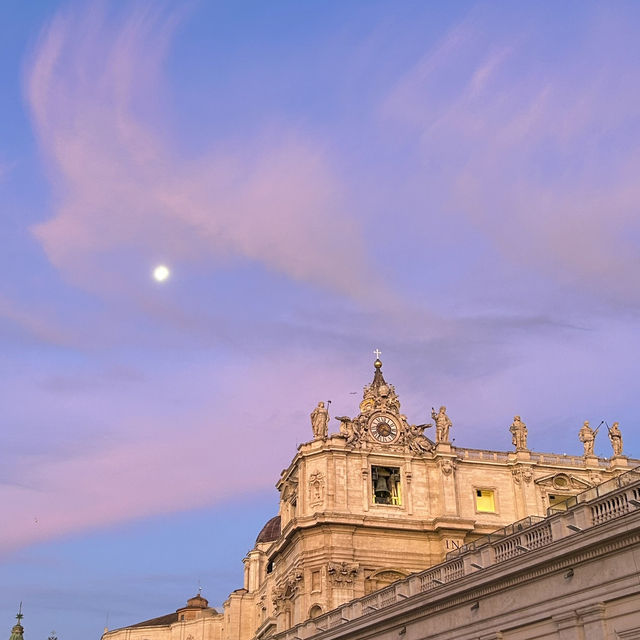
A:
[2,1,640,639]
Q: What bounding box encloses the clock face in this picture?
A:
[369,415,399,443]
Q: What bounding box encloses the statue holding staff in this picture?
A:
[579,420,595,457]
[509,415,528,451]
[432,406,452,443]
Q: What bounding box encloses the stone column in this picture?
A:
[325,455,335,510]
[511,464,535,520]
[404,456,413,515]
[436,455,458,516]
[361,454,370,512]
[578,603,609,639]
[333,452,347,509]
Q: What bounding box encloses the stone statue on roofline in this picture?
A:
[579,420,595,457]
[432,406,452,443]
[310,401,329,440]
[510,415,528,451]
[609,421,623,456]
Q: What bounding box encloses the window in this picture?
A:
[475,489,495,512]
[372,466,401,505]
[549,494,572,509]
[309,605,323,619]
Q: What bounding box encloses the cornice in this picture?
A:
[275,507,640,640]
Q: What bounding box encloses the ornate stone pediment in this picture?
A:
[371,570,405,582]
[534,472,592,491]
[364,568,409,594]
[334,359,434,455]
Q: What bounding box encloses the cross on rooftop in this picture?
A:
[373,348,382,359]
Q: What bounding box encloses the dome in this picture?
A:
[186,594,208,608]
[255,515,281,544]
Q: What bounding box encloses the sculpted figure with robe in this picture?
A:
[432,406,452,443]
[509,415,528,451]
[579,420,595,457]
[609,421,623,456]
[310,401,329,440]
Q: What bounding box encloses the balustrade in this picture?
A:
[272,466,640,640]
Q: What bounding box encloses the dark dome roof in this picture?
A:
[256,515,281,544]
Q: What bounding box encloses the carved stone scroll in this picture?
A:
[327,562,359,585]
[308,471,325,505]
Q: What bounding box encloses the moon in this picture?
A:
[153,265,170,282]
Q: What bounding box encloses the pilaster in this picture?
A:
[553,611,581,640]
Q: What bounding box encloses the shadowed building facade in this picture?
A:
[102,360,638,640]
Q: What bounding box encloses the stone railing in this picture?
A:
[527,451,607,467]
[456,448,617,467]
[457,448,511,462]
[446,514,546,558]
[271,466,640,640]
[546,466,640,514]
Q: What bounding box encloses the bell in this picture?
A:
[375,476,390,494]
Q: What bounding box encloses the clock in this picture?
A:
[369,414,399,443]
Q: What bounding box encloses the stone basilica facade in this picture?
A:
[102,359,639,640]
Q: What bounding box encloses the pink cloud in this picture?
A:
[0,293,76,347]
[382,7,640,309]
[0,351,362,554]
[26,4,378,301]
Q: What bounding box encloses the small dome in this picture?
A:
[186,594,208,609]
[255,515,281,544]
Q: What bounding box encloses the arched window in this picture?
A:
[309,605,323,619]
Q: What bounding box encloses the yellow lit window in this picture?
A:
[475,489,495,512]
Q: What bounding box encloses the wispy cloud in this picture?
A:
[0,293,76,346]
[0,351,361,554]
[382,6,640,312]
[26,4,377,302]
